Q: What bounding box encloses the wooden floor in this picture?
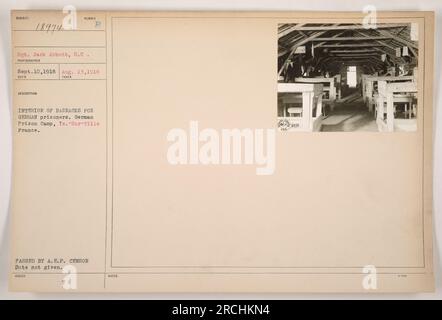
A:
[320,95,378,132]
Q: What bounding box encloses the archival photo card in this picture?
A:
[9,11,434,293]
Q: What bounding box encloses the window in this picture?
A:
[347,66,357,88]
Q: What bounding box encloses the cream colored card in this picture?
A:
[10,10,434,292]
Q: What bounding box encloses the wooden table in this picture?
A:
[294,77,337,110]
[376,81,417,132]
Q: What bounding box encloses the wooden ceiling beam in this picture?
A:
[329,56,380,60]
[311,36,390,41]
[320,44,385,47]
[327,56,383,63]
[289,23,408,31]
[278,26,339,74]
[314,31,347,48]
[376,28,418,49]
[328,49,379,53]
[355,30,403,63]
[329,52,380,56]
[278,23,306,38]
[278,30,328,57]
[334,56,379,58]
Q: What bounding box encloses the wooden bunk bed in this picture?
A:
[293,77,337,111]
[362,75,415,114]
[277,83,324,132]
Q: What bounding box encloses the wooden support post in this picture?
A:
[377,80,386,124]
[335,75,341,100]
[366,80,373,110]
[377,97,384,121]
[329,80,336,101]
[317,94,323,117]
[386,93,394,132]
[361,75,367,100]
[302,92,312,130]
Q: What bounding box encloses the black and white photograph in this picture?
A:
[277,23,419,132]
[1,0,440,303]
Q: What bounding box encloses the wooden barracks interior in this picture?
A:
[277,23,418,132]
